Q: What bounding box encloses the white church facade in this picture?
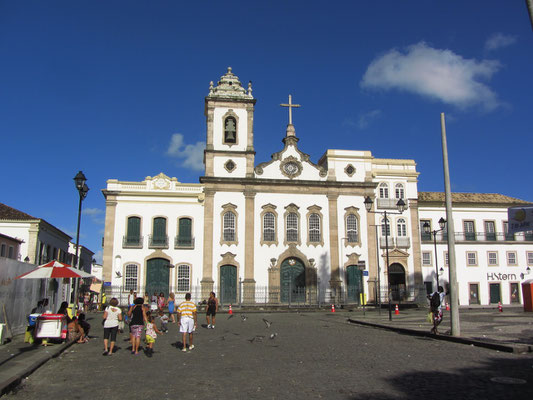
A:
[102,68,533,307]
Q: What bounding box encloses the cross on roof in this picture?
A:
[280,95,301,125]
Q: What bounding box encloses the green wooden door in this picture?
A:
[152,217,167,246]
[146,258,170,297]
[346,265,362,304]
[126,217,140,244]
[489,283,501,304]
[220,265,237,305]
[281,258,305,302]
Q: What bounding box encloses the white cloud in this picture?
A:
[166,133,205,171]
[358,109,382,130]
[485,33,517,51]
[82,208,103,216]
[360,42,502,111]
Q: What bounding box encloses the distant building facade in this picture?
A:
[101,68,533,306]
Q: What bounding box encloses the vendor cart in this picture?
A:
[35,314,67,340]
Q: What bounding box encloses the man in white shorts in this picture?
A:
[177,293,197,352]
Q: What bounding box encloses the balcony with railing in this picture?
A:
[123,236,143,249]
[174,236,195,249]
[149,235,169,249]
[396,237,410,248]
[421,231,533,243]
[377,198,404,210]
[379,236,394,248]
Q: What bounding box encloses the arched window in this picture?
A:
[395,183,405,199]
[124,264,138,291]
[286,212,299,242]
[308,213,321,243]
[223,212,236,242]
[263,212,276,242]
[177,264,191,292]
[397,218,407,237]
[224,116,237,144]
[381,217,391,237]
[346,214,358,243]
[379,183,389,199]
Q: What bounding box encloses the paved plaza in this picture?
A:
[2,311,533,399]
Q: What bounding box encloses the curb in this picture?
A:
[0,339,76,396]
[347,318,532,354]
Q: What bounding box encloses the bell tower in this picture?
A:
[204,67,256,178]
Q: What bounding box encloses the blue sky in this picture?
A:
[1,1,532,263]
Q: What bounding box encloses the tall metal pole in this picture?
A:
[441,113,460,336]
[526,0,533,31]
[72,192,83,316]
[384,210,392,321]
[375,225,381,315]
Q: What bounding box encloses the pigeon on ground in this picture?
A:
[269,333,278,340]
[241,314,247,321]
[228,314,234,320]
[262,318,272,328]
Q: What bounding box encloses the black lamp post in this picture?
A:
[423,217,446,291]
[364,196,406,321]
[72,171,89,315]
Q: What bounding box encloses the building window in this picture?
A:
[0,244,5,257]
[469,283,479,304]
[397,218,407,237]
[176,218,193,248]
[286,212,299,242]
[507,251,517,266]
[177,264,191,292]
[8,246,14,259]
[395,183,405,199]
[381,217,391,237]
[422,251,432,266]
[125,216,142,247]
[223,212,236,242]
[224,116,237,144]
[527,252,533,265]
[484,221,496,241]
[346,214,358,243]
[150,217,168,247]
[263,212,276,242]
[487,251,498,266]
[464,220,476,241]
[124,264,138,291]
[420,220,431,241]
[308,213,321,243]
[467,252,477,266]
[510,282,520,303]
[379,182,389,199]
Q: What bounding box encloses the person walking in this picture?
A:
[428,286,446,334]
[157,292,166,312]
[128,297,147,355]
[144,312,163,357]
[167,292,176,323]
[177,293,197,352]
[128,289,135,307]
[206,291,218,329]
[102,298,122,355]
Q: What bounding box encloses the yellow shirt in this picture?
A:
[177,300,197,318]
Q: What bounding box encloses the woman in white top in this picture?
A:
[103,298,122,356]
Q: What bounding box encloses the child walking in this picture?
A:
[145,312,162,357]
[158,310,169,333]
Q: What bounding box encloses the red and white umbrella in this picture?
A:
[15,261,95,279]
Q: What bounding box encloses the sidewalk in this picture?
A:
[0,329,75,396]
[347,306,533,353]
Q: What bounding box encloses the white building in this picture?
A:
[102,68,533,306]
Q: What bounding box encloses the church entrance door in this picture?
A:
[280,258,305,303]
[346,265,363,304]
[220,265,237,305]
[388,263,406,301]
[146,258,170,297]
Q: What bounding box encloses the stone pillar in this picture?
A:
[102,196,117,283]
[327,193,341,303]
[366,201,378,304]
[27,222,39,264]
[243,188,256,304]
[201,189,215,299]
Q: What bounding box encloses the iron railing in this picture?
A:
[148,235,169,248]
[421,231,533,243]
[174,236,195,249]
[122,235,143,248]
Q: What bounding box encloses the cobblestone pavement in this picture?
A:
[4,312,533,399]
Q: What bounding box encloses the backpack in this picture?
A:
[430,292,440,310]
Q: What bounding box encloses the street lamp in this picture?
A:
[364,196,406,321]
[72,171,89,316]
[423,217,447,291]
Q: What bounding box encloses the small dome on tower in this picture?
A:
[207,67,254,99]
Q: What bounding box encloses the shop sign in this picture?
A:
[487,273,517,281]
